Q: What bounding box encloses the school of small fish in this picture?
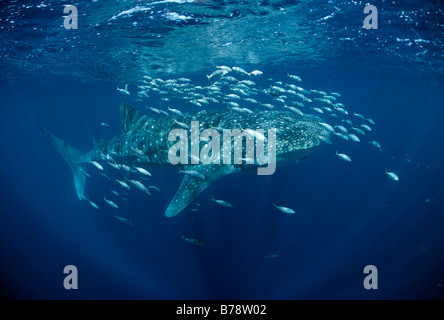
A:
[84,66,397,242]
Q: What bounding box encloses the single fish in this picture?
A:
[104,196,118,209]
[248,70,263,76]
[180,169,205,180]
[241,107,254,114]
[232,66,249,75]
[369,140,381,149]
[216,65,232,72]
[211,196,233,208]
[244,98,258,104]
[149,107,161,114]
[80,195,99,210]
[167,107,183,116]
[206,69,226,80]
[115,179,131,190]
[240,80,256,86]
[174,119,190,130]
[131,146,146,158]
[319,122,335,133]
[226,93,241,100]
[159,110,169,116]
[286,106,304,116]
[79,167,91,178]
[149,185,161,192]
[354,113,366,120]
[108,161,120,170]
[272,201,295,214]
[128,179,151,195]
[116,84,130,95]
[361,124,372,132]
[287,74,302,82]
[317,135,332,144]
[88,199,100,210]
[366,118,375,125]
[114,215,134,226]
[335,125,348,134]
[189,100,202,107]
[348,133,360,142]
[89,161,103,171]
[181,234,204,245]
[261,103,275,109]
[134,166,151,176]
[336,151,351,162]
[352,127,366,135]
[335,107,348,115]
[385,170,399,181]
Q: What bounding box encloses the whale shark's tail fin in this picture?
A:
[39,127,88,200]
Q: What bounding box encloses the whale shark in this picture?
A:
[40,103,330,217]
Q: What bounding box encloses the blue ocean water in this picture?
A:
[0,0,443,300]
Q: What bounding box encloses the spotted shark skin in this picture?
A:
[40,103,329,217]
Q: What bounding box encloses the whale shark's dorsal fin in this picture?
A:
[165,164,237,217]
[120,102,143,132]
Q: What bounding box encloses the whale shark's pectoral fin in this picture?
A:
[165,164,237,217]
